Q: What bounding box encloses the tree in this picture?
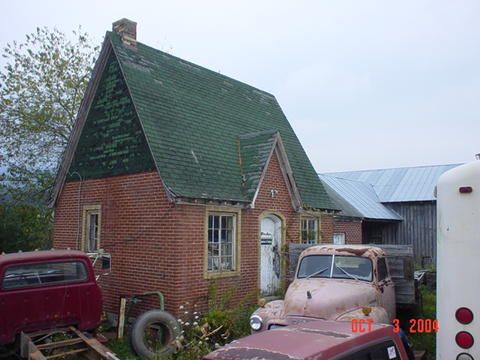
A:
[0,26,99,200]
[0,27,98,252]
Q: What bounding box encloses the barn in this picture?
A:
[320,164,461,266]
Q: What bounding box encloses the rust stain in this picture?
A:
[300,245,384,258]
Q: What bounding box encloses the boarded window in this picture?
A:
[333,233,346,245]
[83,206,101,252]
[3,261,88,290]
[207,214,236,272]
[301,218,318,244]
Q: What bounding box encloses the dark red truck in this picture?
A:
[204,319,412,360]
[0,250,102,345]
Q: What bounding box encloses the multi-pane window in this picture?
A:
[301,218,318,244]
[207,214,235,272]
[83,206,101,252]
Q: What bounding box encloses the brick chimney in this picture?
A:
[112,18,137,46]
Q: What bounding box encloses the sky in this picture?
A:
[1,0,479,172]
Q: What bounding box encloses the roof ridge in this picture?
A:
[107,31,277,99]
[322,162,464,175]
[320,173,373,186]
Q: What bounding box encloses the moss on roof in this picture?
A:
[108,32,335,210]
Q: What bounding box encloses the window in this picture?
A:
[207,213,236,272]
[338,339,400,360]
[297,255,373,282]
[301,218,318,244]
[333,233,346,245]
[83,205,101,252]
[3,261,88,290]
[377,257,389,281]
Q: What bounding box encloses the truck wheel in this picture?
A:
[130,310,181,359]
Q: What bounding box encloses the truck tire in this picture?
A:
[130,310,181,359]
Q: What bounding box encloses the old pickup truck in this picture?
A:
[249,245,396,332]
[205,319,414,360]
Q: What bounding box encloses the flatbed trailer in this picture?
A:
[20,327,119,360]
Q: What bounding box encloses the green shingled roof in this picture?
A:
[238,130,278,200]
[108,32,335,210]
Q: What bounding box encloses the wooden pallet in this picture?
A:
[20,327,119,360]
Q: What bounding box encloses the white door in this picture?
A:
[260,215,282,296]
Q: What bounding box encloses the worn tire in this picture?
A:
[130,310,181,359]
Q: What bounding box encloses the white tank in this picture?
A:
[436,160,480,358]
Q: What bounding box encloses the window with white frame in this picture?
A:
[207,213,236,272]
[83,206,101,252]
[333,233,346,245]
[301,218,318,244]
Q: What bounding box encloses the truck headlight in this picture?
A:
[249,315,263,331]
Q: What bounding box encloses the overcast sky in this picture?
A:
[1,0,479,172]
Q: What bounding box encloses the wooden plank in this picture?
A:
[70,327,118,359]
[36,338,83,350]
[45,348,88,359]
[117,297,127,339]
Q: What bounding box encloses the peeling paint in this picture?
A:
[207,348,296,360]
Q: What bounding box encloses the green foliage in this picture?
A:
[409,286,436,360]
[106,339,143,360]
[0,26,99,200]
[169,284,256,360]
[0,201,52,253]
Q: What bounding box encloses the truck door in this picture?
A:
[377,257,396,321]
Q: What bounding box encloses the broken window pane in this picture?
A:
[207,214,235,272]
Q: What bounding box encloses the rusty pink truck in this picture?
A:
[249,245,398,332]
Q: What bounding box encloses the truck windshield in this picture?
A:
[297,255,373,282]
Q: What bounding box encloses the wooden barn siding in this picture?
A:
[383,201,436,265]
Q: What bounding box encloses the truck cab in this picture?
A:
[250,245,396,332]
[205,319,410,360]
[0,250,102,345]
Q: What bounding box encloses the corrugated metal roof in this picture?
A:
[326,164,462,202]
[319,175,402,221]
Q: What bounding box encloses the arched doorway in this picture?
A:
[260,214,282,296]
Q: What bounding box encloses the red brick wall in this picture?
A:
[320,214,334,242]
[333,217,363,244]
[53,172,183,314]
[53,149,302,316]
[172,150,301,310]
[320,214,362,244]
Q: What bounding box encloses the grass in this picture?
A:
[107,339,141,359]
[408,286,436,359]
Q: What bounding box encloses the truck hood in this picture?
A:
[284,278,377,319]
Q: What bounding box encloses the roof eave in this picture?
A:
[49,34,113,208]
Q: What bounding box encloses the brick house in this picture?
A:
[51,19,338,316]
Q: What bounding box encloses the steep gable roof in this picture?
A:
[52,31,335,211]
